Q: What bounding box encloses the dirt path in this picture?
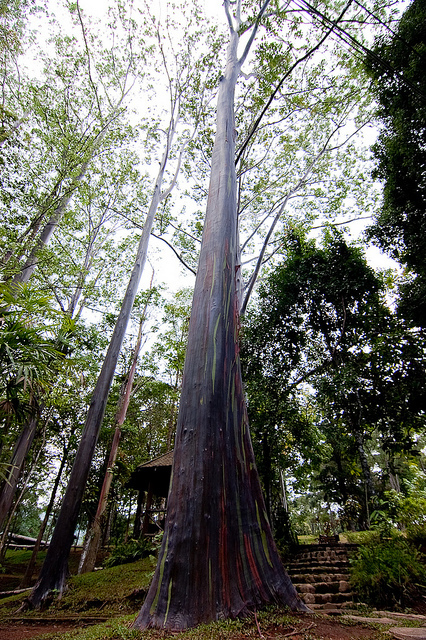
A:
[0,613,393,640]
[0,621,86,639]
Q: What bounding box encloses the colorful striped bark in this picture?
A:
[134,19,306,631]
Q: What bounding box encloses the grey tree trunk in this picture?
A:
[12,160,90,284]
[78,282,151,574]
[20,446,69,588]
[0,416,38,532]
[25,145,168,609]
[133,3,305,629]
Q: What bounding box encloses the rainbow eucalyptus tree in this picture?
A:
[133,0,307,630]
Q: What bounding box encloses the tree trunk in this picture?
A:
[25,143,169,609]
[77,425,122,574]
[78,293,150,574]
[20,446,69,588]
[353,428,375,498]
[134,9,305,629]
[133,490,144,539]
[0,415,38,532]
[11,106,120,284]
[13,160,90,284]
[0,433,44,560]
[141,484,154,536]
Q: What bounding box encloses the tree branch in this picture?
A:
[238,0,272,67]
[240,128,337,313]
[236,0,354,165]
[150,233,197,276]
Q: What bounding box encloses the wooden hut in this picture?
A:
[128,450,173,537]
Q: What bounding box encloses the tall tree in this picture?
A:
[78,281,157,574]
[365,0,426,325]
[1,0,141,284]
[0,283,63,532]
[242,229,426,524]
[134,0,312,630]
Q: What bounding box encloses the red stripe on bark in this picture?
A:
[219,491,230,608]
[243,534,263,590]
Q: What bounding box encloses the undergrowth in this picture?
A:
[104,537,161,569]
[349,532,426,608]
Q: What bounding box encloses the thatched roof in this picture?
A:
[128,450,174,496]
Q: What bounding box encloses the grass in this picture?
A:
[32,606,403,640]
[296,531,378,545]
[297,534,318,545]
[0,555,157,619]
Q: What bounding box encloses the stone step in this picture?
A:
[301,591,355,606]
[294,579,351,595]
[309,601,356,611]
[290,573,349,583]
[288,556,350,564]
[389,629,426,640]
[296,543,359,552]
[287,561,349,573]
[285,543,358,607]
[295,549,350,557]
[292,544,357,561]
[291,552,351,563]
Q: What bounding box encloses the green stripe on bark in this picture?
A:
[212,313,221,393]
[150,535,169,615]
[235,496,251,587]
[210,255,216,298]
[164,578,173,627]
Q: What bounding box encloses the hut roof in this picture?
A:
[128,450,173,497]
[138,450,174,469]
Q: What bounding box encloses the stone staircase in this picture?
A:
[285,543,359,609]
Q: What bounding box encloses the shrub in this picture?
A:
[104,537,160,568]
[374,488,426,545]
[349,533,426,608]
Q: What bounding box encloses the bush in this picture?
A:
[374,488,426,545]
[349,533,426,608]
[104,537,160,568]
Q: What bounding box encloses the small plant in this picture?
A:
[349,532,426,608]
[104,536,160,568]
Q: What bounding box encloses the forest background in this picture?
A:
[1,0,426,607]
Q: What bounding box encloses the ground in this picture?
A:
[0,620,86,640]
[0,612,393,640]
[1,547,425,640]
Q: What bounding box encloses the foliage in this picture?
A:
[343,530,376,544]
[0,284,63,413]
[11,490,43,537]
[365,0,426,326]
[349,533,426,608]
[243,228,426,531]
[242,231,382,518]
[103,537,160,568]
[372,483,426,545]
